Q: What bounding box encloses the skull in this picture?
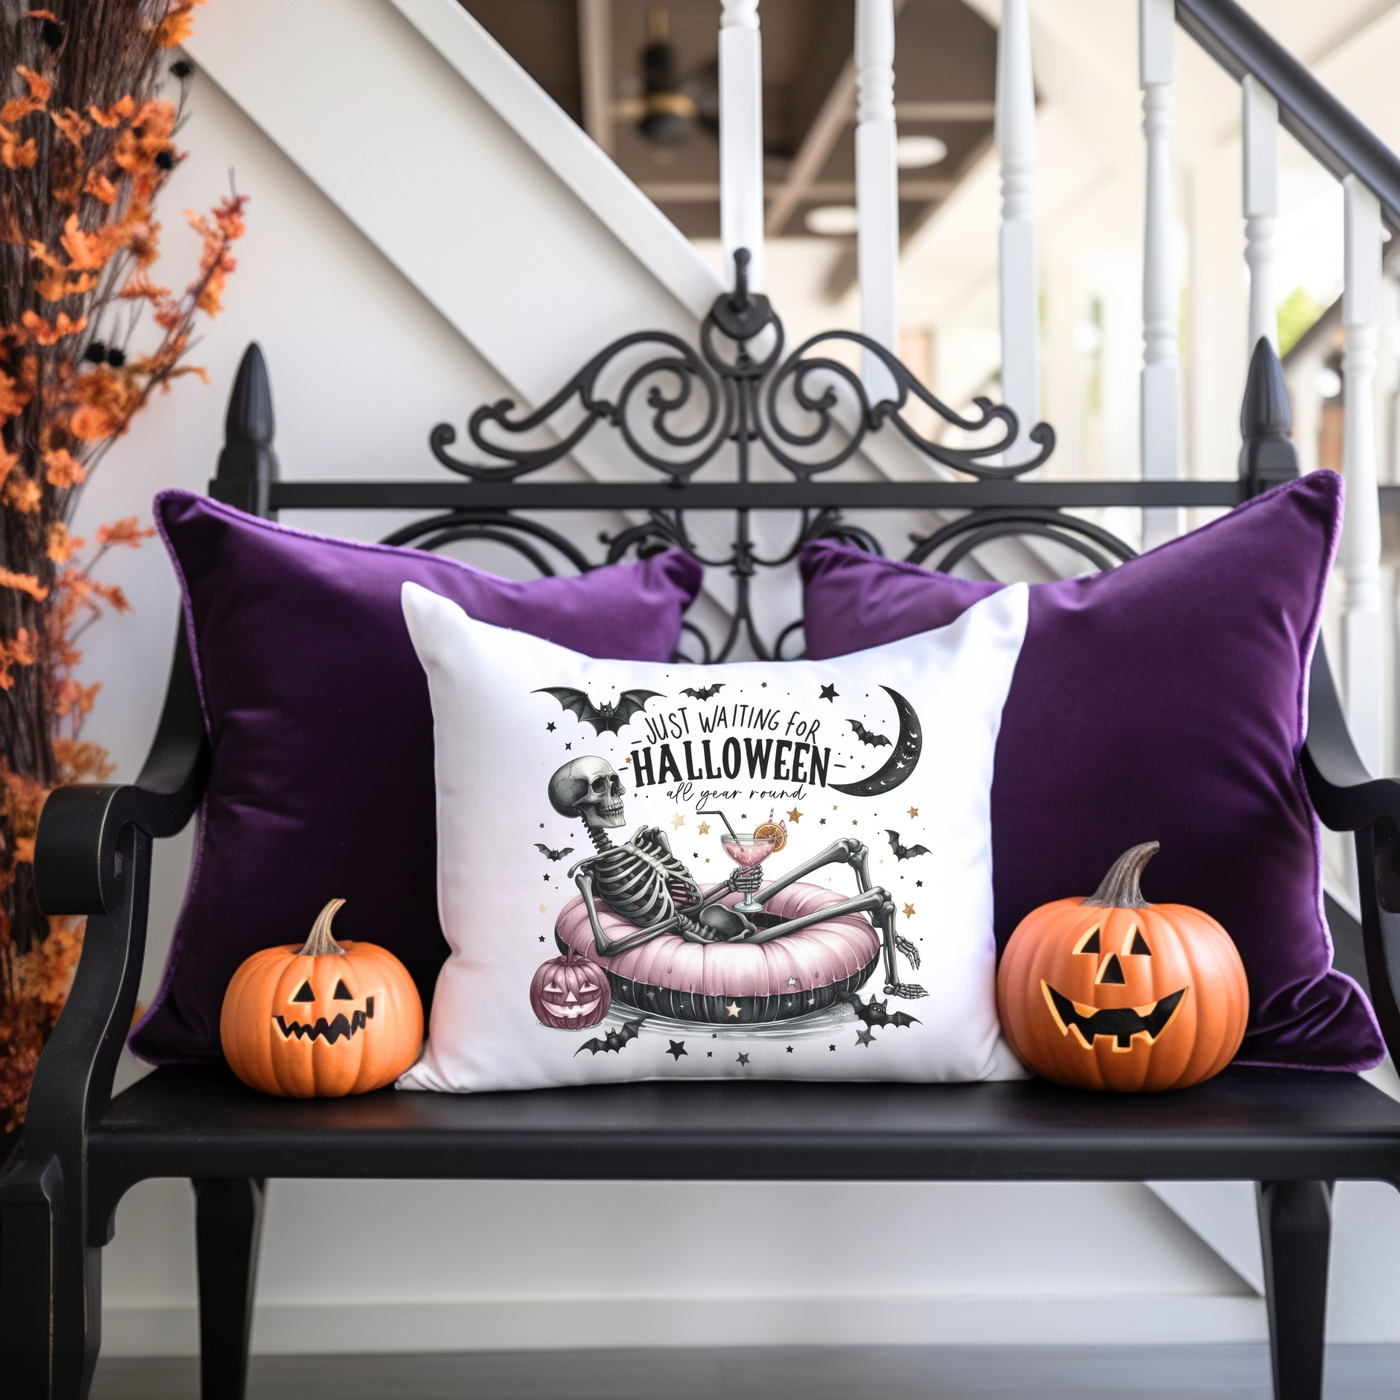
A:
[548,756,625,829]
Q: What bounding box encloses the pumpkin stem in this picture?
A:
[1082,843,1159,909]
[300,898,348,956]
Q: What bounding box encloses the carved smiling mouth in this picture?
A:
[274,997,375,1044]
[543,999,601,1019]
[1042,982,1186,1051]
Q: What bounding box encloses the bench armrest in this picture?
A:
[1301,639,1400,833]
[35,625,208,917]
[1302,639,1400,1063]
[7,629,209,1201]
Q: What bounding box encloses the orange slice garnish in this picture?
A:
[753,820,787,853]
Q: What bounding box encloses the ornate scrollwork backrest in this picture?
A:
[387,249,1136,662]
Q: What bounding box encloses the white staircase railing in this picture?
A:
[705,0,1393,777]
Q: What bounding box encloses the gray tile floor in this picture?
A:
[91,1344,1400,1400]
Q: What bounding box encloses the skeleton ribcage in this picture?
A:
[592,831,701,929]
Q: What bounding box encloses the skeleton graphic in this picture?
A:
[549,757,926,999]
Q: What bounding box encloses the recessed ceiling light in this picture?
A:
[806,205,860,235]
[896,135,949,168]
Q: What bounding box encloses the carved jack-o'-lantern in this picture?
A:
[997,843,1249,1092]
[221,899,424,1097]
[530,947,611,1029]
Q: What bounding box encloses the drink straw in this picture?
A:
[696,808,738,838]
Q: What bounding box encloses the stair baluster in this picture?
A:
[994,0,1038,468]
[1342,173,1387,777]
[719,0,764,291]
[1140,0,1182,546]
[856,0,899,403]
[1243,74,1279,355]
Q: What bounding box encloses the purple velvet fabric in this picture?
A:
[131,491,703,1065]
[801,472,1383,1071]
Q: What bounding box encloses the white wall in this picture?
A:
[81,0,1400,1358]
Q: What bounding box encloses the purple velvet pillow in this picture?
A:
[801,472,1383,1072]
[131,492,703,1065]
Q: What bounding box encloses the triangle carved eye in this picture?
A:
[332,979,354,1001]
[290,980,315,1003]
[1128,929,1151,956]
[1076,927,1100,955]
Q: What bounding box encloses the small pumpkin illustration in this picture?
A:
[997,843,1248,1092]
[221,899,423,1097]
[530,946,611,1029]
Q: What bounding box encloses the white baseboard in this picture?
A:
[101,1293,1267,1358]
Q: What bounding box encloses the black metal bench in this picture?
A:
[4,269,1400,1400]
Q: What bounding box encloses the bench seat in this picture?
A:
[92,1064,1400,1194]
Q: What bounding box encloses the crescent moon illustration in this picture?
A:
[830,686,922,797]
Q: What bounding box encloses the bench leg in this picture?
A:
[0,1153,101,1399]
[194,1178,265,1400]
[1256,1180,1332,1400]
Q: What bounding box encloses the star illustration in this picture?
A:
[852,819,858,826]
[736,1052,750,1065]
[902,903,916,919]
[786,976,800,988]
[916,880,923,888]
[538,904,547,914]
[706,1051,713,1057]
[666,1040,687,1061]
[761,682,767,688]
[697,821,711,835]
[672,813,686,830]
[785,1045,794,1053]
[726,1001,741,1018]
[907,806,919,819]
[833,804,839,810]
[829,1044,836,1051]
[787,807,802,823]
[819,684,838,702]
[538,935,545,942]
[543,873,550,881]
[856,1027,876,1047]
[564,742,572,751]
[546,722,556,732]
[820,818,826,825]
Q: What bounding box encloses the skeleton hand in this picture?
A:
[729,866,763,893]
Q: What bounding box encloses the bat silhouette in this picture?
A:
[680,683,724,701]
[885,829,931,861]
[534,687,663,736]
[574,1018,645,1056]
[849,994,921,1029]
[847,718,892,748]
[535,843,574,861]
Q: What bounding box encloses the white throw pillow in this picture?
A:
[399,579,1029,1093]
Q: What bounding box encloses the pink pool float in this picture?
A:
[553,882,881,1023]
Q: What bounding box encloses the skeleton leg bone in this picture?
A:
[747,838,926,999]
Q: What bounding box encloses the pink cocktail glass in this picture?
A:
[721,832,777,913]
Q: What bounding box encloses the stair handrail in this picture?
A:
[1176,0,1400,230]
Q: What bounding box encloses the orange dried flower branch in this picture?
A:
[0,0,239,1130]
